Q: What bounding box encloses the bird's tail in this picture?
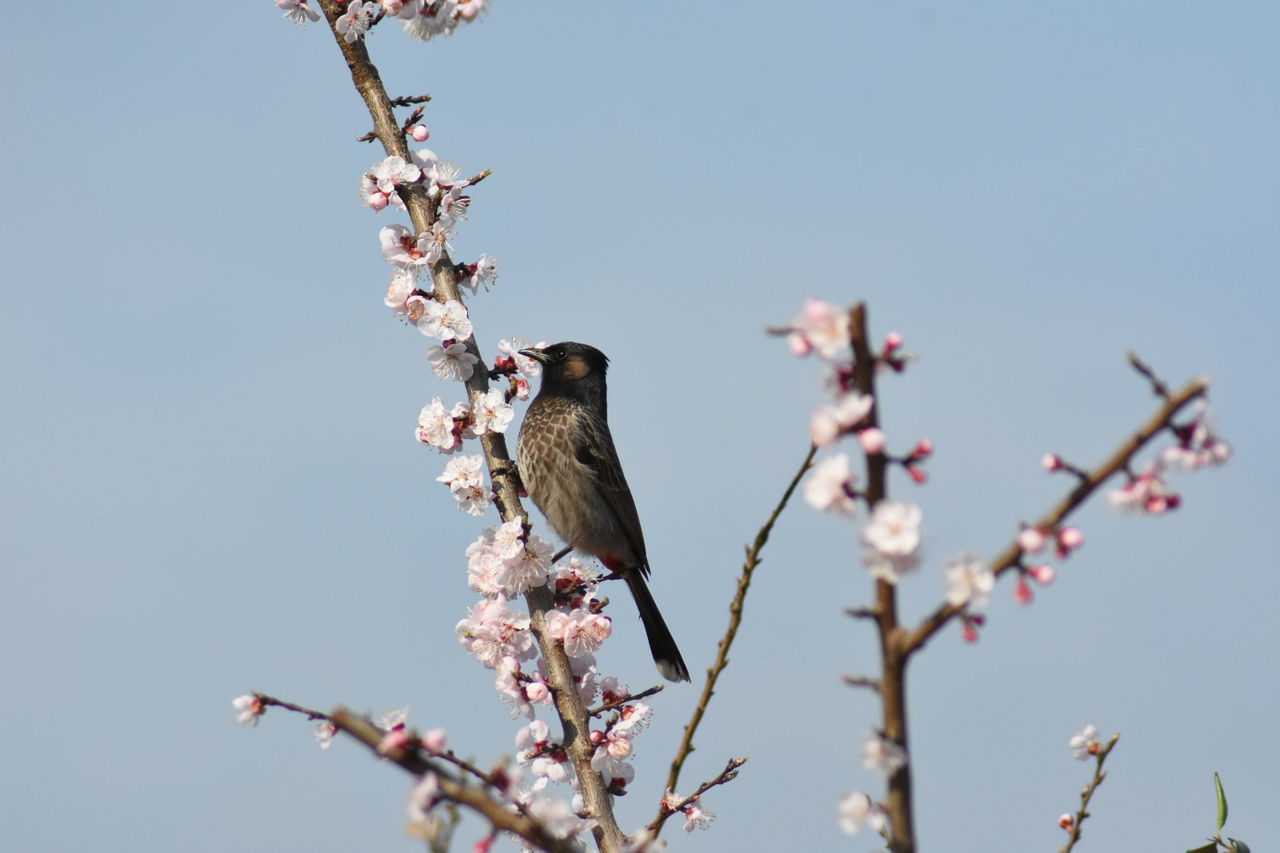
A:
[625,573,690,683]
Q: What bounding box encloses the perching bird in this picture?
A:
[516,342,690,682]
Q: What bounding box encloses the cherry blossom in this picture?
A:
[361,156,422,211]
[545,607,613,658]
[455,597,535,668]
[427,342,478,381]
[469,388,514,435]
[860,500,923,583]
[416,298,473,341]
[232,694,264,727]
[811,391,874,446]
[860,730,907,776]
[803,453,858,516]
[275,0,320,26]
[944,552,994,609]
[1069,724,1100,760]
[1109,463,1181,515]
[787,298,850,358]
[460,254,499,294]
[837,790,887,836]
[380,224,433,269]
[334,0,375,42]
[313,720,337,750]
[437,454,490,515]
[416,396,464,453]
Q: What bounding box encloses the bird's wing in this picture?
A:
[572,406,650,574]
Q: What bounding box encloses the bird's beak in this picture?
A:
[519,347,550,364]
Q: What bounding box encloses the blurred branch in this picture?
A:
[659,444,816,831]
[313,4,623,849]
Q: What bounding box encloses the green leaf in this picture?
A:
[1185,843,1216,853]
[1214,772,1228,831]
[1227,838,1251,853]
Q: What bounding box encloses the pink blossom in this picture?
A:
[334,0,374,42]
[1026,564,1055,585]
[410,125,430,142]
[416,396,463,453]
[838,790,887,836]
[232,694,265,727]
[803,453,858,516]
[1069,725,1100,760]
[1042,453,1062,471]
[469,388,514,435]
[417,298,473,341]
[380,224,433,269]
[459,254,499,295]
[545,608,613,658]
[858,427,886,454]
[1056,526,1084,558]
[1017,527,1047,553]
[860,501,923,583]
[944,552,994,609]
[859,731,907,776]
[811,391,874,446]
[427,343,478,381]
[421,728,447,753]
[787,298,850,358]
[276,0,321,26]
[456,597,535,668]
[313,721,337,749]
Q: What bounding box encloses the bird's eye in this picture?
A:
[552,348,568,361]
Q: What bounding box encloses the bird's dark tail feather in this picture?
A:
[625,573,690,682]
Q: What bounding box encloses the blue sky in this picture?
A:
[2,2,1277,851]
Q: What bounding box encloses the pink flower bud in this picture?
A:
[912,438,933,457]
[1027,564,1055,585]
[589,730,605,745]
[421,728,447,753]
[369,191,389,211]
[884,332,903,352]
[1014,576,1033,605]
[1042,453,1061,471]
[1018,527,1047,553]
[1059,814,1075,831]
[789,334,812,357]
[962,623,979,643]
[858,427,886,454]
[1058,527,1084,550]
[410,125,430,142]
[526,682,549,703]
[907,466,928,484]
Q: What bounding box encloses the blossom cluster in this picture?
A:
[1105,401,1230,515]
[275,0,490,42]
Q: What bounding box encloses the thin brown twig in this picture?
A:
[328,709,582,853]
[312,5,623,849]
[657,444,816,834]
[1059,732,1120,853]
[899,374,1209,657]
[647,757,748,834]
[588,684,665,717]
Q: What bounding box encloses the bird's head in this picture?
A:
[519,342,610,383]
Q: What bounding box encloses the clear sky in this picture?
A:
[2,2,1277,852]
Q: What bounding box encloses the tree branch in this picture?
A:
[658,444,816,830]
[1059,733,1120,853]
[313,5,624,848]
[899,375,1209,657]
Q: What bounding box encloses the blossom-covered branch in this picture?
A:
[899,372,1209,658]
[778,298,1227,853]
[304,3,628,848]
[236,692,579,853]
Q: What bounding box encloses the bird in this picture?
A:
[516,342,690,683]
